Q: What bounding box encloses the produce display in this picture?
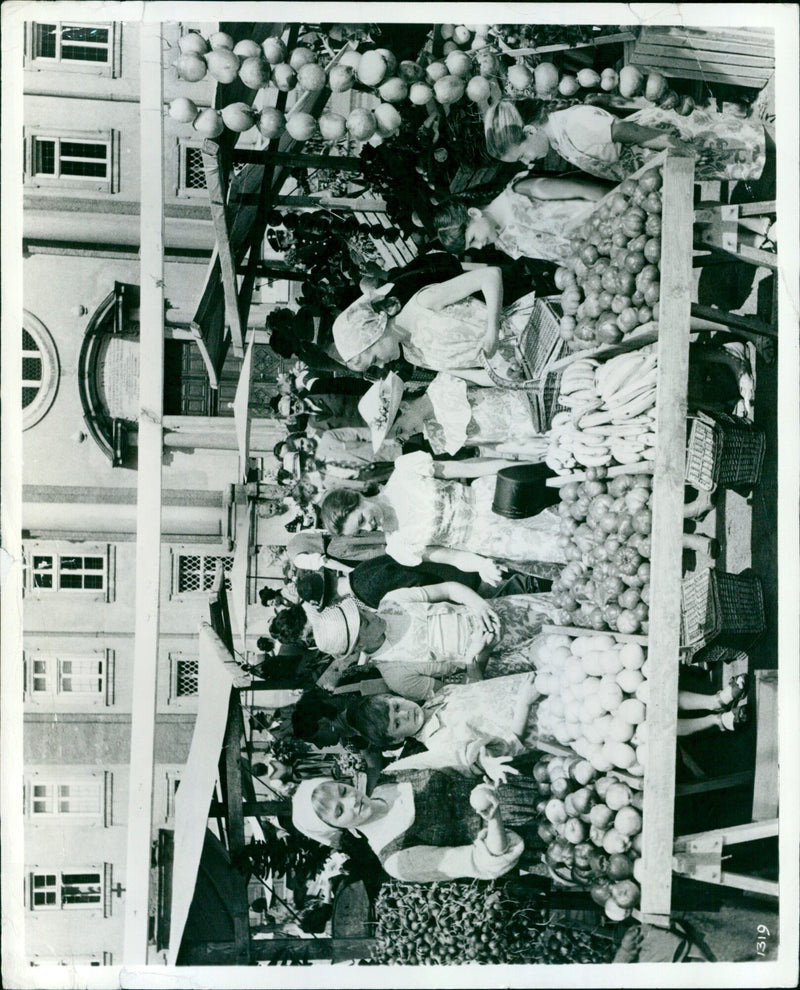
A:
[547,349,658,472]
[551,472,653,634]
[555,165,663,350]
[532,632,649,771]
[370,879,618,964]
[532,751,645,921]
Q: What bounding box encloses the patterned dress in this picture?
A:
[546,104,766,183]
[490,184,594,264]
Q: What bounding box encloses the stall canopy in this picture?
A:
[233,329,256,482]
[166,623,237,966]
[227,487,253,652]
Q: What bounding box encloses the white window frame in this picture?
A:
[168,652,200,706]
[24,650,115,707]
[24,544,116,602]
[24,129,120,193]
[25,21,122,77]
[27,865,109,913]
[169,549,233,601]
[22,310,60,431]
[164,771,182,822]
[176,139,208,199]
[25,772,112,824]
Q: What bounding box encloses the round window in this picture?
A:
[22,311,59,430]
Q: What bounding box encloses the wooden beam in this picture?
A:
[209,799,291,817]
[220,696,251,963]
[234,149,362,171]
[639,151,695,921]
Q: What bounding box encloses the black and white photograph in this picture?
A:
[1,3,798,987]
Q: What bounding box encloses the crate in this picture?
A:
[685,411,766,491]
[518,297,570,432]
[681,568,765,652]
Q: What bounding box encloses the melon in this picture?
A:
[272,63,297,91]
[289,46,317,70]
[534,61,559,93]
[577,68,601,89]
[619,65,645,98]
[507,63,533,90]
[453,25,472,44]
[374,48,397,75]
[374,103,401,136]
[285,112,318,142]
[168,96,199,123]
[409,81,434,105]
[434,74,466,105]
[339,50,362,70]
[205,49,240,84]
[175,53,207,82]
[601,68,619,92]
[209,31,235,51]
[178,31,209,55]
[470,34,490,50]
[466,75,491,102]
[399,60,425,83]
[357,50,388,87]
[221,102,257,133]
[329,64,355,92]
[378,76,408,103]
[297,62,326,92]
[442,41,459,56]
[238,56,270,89]
[426,60,448,82]
[193,108,224,138]
[262,37,287,65]
[257,107,286,139]
[318,112,347,141]
[439,24,455,40]
[445,49,473,78]
[233,39,262,59]
[558,74,580,97]
[346,107,377,141]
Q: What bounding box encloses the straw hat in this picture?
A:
[357,371,405,452]
[310,596,361,657]
[332,283,395,364]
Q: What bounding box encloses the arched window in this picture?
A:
[22,312,60,430]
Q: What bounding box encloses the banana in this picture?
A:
[605,373,658,410]
[615,389,659,420]
[595,351,648,400]
[573,446,611,467]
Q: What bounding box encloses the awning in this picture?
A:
[233,329,256,482]
[166,623,237,966]
[227,487,253,652]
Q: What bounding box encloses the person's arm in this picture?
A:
[446,368,496,387]
[611,119,686,150]
[415,268,504,358]
[420,547,504,588]
[433,457,518,479]
[376,659,456,702]
[510,672,540,740]
[513,175,607,202]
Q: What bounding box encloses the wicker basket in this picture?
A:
[685,411,766,491]
[681,568,765,652]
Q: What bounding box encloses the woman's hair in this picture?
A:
[346,696,396,749]
[484,97,580,160]
[276,469,294,486]
[370,294,401,316]
[268,395,284,415]
[320,488,361,535]
[433,189,497,254]
[273,440,288,460]
[256,636,275,652]
[269,604,308,645]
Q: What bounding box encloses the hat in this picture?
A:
[357,371,405,452]
[296,568,337,610]
[283,451,301,475]
[311,597,361,657]
[332,284,395,364]
[291,777,340,847]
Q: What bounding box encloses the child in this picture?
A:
[485,98,766,183]
[434,175,606,265]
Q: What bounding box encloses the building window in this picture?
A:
[165,772,182,821]
[27,22,121,76]
[177,142,207,198]
[25,130,119,193]
[24,544,115,600]
[29,869,103,910]
[168,654,199,708]
[172,552,233,597]
[24,651,115,706]
[26,773,111,822]
[22,312,59,431]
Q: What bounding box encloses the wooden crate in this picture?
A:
[630,26,774,90]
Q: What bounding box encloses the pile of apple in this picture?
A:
[534,753,645,921]
[533,632,649,773]
[552,472,653,635]
[556,165,664,351]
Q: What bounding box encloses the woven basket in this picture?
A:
[681,568,765,652]
[685,411,766,491]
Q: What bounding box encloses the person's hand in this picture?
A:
[467,626,497,661]
[469,782,499,821]
[471,599,501,637]
[477,558,504,586]
[519,670,539,705]
[614,924,643,963]
[480,749,520,786]
[482,326,499,359]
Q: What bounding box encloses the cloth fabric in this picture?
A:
[490,184,594,264]
[332,286,394,363]
[382,673,541,776]
[373,771,529,882]
[370,587,560,701]
[380,451,565,568]
[546,104,766,183]
[347,554,481,610]
[423,373,543,457]
[310,597,361,658]
[291,776,341,848]
[394,288,537,373]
